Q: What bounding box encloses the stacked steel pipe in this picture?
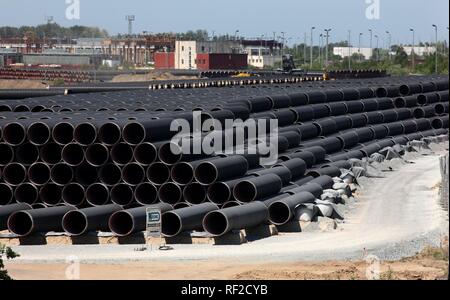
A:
[0,75,448,238]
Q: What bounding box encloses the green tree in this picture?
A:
[0,244,19,281]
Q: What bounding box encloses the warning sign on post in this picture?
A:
[146,208,162,238]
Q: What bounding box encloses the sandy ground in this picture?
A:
[4,146,449,280]
[112,71,197,82]
[0,79,49,89]
[5,246,448,280]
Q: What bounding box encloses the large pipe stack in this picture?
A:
[0,75,448,238]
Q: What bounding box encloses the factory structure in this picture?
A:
[0,35,283,70]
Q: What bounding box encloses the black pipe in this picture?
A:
[2,122,26,146]
[62,183,86,207]
[3,163,27,186]
[161,202,218,237]
[133,142,157,166]
[307,169,338,183]
[15,143,39,165]
[86,183,110,206]
[121,163,145,186]
[206,176,256,205]
[203,202,269,236]
[134,182,158,205]
[74,122,97,146]
[297,123,319,140]
[27,121,52,146]
[110,203,173,236]
[39,183,63,206]
[251,166,291,185]
[286,182,323,198]
[40,142,62,165]
[183,182,207,205]
[14,183,39,205]
[62,143,85,166]
[268,192,315,225]
[62,204,123,236]
[122,119,176,145]
[50,163,73,186]
[299,146,326,164]
[110,183,134,206]
[7,205,70,237]
[85,143,109,167]
[158,182,183,205]
[0,143,14,166]
[147,162,171,185]
[0,203,32,230]
[74,163,98,186]
[98,163,122,186]
[194,156,249,185]
[52,122,74,145]
[110,142,134,166]
[98,122,122,146]
[274,158,307,179]
[233,174,283,203]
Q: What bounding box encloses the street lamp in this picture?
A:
[281,31,286,57]
[432,24,438,74]
[386,31,391,60]
[324,29,331,69]
[359,33,363,63]
[319,33,323,66]
[303,33,307,65]
[410,28,415,72]
[374,34,379,62]
[368,29,373,60]
[310,27,315,69]
[348,30,351,70]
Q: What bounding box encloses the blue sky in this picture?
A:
[0,0,448,45]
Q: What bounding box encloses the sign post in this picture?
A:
[146,208,162,249]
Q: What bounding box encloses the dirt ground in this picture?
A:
[0,79,49,89]
[5,245,448,280]
[111,71,197,82]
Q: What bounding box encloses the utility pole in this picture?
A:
[303,33,307,65]
[324,29,331,69]
[374,34,379,62]
[348,30,351,70]
[432,24,438,74]
[386,31,391,60]
[318,34,323,67]
[410,28,415,72]
[281,31,285,57]
[310,27,315,69]
[359,33,363,63]
[368,29,373,60]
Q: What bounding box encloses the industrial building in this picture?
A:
[333,47,374,60]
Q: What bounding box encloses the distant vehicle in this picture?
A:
[276,54,305,75]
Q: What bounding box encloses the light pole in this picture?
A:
[374,34,379,62]
[310,27,315,69]
[234,30,240,41]
[358,33,363,63]
[368,29,373,60]
[281,31,286,57]
[410,28,415,72]
[432,24,438,74]
[348,30,351,70]
[324,29,331,69]
[386,31,391,60]
[303,33,307,65]
[319,33,323,66]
